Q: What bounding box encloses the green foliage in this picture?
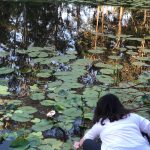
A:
[32,119,53,132]
[30,92,45,101]
[0,67,14,75]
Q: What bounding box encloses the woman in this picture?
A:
[73,94,150,150]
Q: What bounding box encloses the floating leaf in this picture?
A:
[88,47,106,54]
[126,37,144,42]
[10,137,29,149]
[40,100,56,106]
[0,67,14,75]
[145,36,150,40]
[100,69,114,75]
[30,93,45,101]
[138,72,150,83]
[96,75,114,84]
[17,106,37,114]
[0,85,10,96]
[84,112,93,120]
[32,119,52,132]
[126,50,138,55]
[135,56,150,61]
[16,49,27,54]
[11,112,33,122]
[36,72,51,78]
[126,46,137,49]
[139,48,150,53]
[133,61,148,67]
[38,52,48,58]
[28,52,40,58]
[108,55,121,60]
[31,118,41,123]
[0,51,9,57]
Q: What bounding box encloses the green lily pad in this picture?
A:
[0,51,9,57]
[144,36,150,40]
[138,72,150,83]
[96,75,114,84]
[126,46,137,49]
[41,138,63,149]
[62,108,82,117]
[108,55,121,60]
[30,84,39,92]
[10,137,29,149]
[11,112,33,122]
[94,62,112,68]
[31,118,41,123]
[0,67,14,75]
[30,93,45,101]
[27,47,45,52]
[84,112,93,120]
[36,72,51,78]
[126,50,138,55]
[17,106,37,114]
[133,61,148,67]
[140,48,150,54]
[32,119,52,132]
[40,100,56,106]
[88,47,105,54]
[38,52,48,58]
[33,58,46,63]
[100,69,114,75]
[28,52,40,58]
[135,56,150,61]
[48,80,63,91]
[126,38,144,42]
[16,49,27,54]
[0,85,10,96]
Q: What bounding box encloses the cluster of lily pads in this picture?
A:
[0,40,149,149]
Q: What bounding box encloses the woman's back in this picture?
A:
[99,113,150,150]
[74,94,150,150]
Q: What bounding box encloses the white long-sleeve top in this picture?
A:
[83,113,150,150]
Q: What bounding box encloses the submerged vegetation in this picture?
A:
[0,0,150,149]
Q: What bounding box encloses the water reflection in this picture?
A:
[0,1,149,94]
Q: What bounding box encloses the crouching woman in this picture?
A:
[73,94,150,150]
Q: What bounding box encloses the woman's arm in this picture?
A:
[73,122,101,149]
[73,138,84,149]
[134,113,150,136]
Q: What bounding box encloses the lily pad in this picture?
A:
[36,72,51,78]
[32,119,52,132]
[100,69,114,75]
[40,100,56,106]
[135,56,150,61]
[0,51,9,57]
[11,112,33,122]
[133,61,148,67]
[0,85,10,96]
[0,67,14,75]
[30,93,45,101]
[108,55,121,60]
[38,52,48,58]
[17,106,37,114]
[139,48,150,53]
[96,75,114,84]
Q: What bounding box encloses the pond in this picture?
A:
[0,0,150,149]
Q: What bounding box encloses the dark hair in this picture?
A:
[93,94,131,125]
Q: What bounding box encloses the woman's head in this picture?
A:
[93,93,131,125]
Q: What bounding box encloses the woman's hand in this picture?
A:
[73,141,80,149]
